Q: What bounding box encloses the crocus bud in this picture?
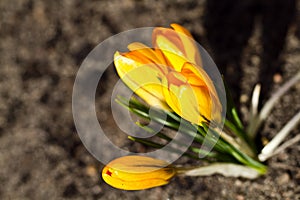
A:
[102,156,176,190]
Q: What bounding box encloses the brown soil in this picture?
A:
[0,0,299,199]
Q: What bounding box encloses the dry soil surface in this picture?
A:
[0,0,300,199]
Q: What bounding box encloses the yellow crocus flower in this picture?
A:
[102,156,176,190]
[114,24,222,124]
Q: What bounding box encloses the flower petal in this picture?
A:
[127,42,168,68]
[162,71,205,124]
[170,23,193,38]
[153,24,202,68]
[170,23,202,66]
[114,52,170,110]
[153,30,187,71]
[162,69,221,124]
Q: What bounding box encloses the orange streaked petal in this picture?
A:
[154,33,186,71]
[170,24,202,66]
[191,85,214,121]
[127,42,168,67]
[181,62,217,97]
[162,71,203,124]
[170,23,193,38]
[153,27,185,53]
[162,70,220,124]
[181,63,222,122]
[153,24,202,67]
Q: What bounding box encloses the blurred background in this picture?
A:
[0,0,299,199]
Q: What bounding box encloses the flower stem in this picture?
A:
[175,163,261,179]
[247,71,300,139]
[258,111,300,162]
[128,136,200,160]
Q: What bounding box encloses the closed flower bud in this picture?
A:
[102,156,176,190]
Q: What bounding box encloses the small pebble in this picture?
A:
[273,73,283,83]
[295,171,300,180]
[91,185,102,194]
[277,173,290,185]
[251,55,260,66]
[85,165,98,177]
[234,180,242,186]
[240,94,248,103]
[236,194,244,200]
[277,152,289,161]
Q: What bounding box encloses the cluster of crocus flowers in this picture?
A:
[102,156,176,190]
[103,24,224,190]
[114,24,222,125]
[98,23,300,191]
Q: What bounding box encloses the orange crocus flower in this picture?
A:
[114,24,222,124]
